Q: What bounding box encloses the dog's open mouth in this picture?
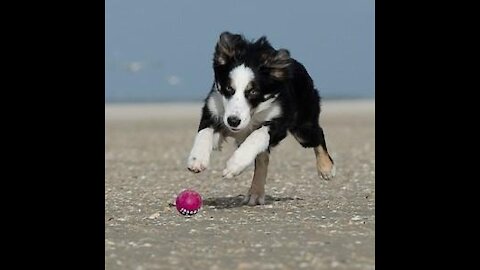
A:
[230,127,241,132]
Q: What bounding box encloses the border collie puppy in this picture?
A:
[187,32,335,206]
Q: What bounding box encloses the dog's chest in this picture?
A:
[226,123,259,146]
[223,100,282,145]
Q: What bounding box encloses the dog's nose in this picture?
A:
[227,116,241,127]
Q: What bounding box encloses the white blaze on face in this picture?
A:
[223,64,254,131]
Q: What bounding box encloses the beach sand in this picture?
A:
[105,100,375,270]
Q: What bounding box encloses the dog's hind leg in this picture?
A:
[242,151,269,206]
[291,123,335,180]
[314,137,335,180]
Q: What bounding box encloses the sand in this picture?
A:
[105,99,375,270]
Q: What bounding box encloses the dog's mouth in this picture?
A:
[229,127,241,132]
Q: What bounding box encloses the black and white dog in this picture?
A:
[187,32,335,205]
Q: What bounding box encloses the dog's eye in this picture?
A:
[249,89,259,96]
[225,86,234,93]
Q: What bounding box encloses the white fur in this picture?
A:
[223,126,270,178]
[223,64,255,130]
[252,99,282,124]
[263,93,279,100]
[207,90,224,119]
[187,128,214,172]
[212,132,224,151]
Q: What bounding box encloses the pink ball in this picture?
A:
[175,190,202,216]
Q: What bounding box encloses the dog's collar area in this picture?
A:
[263,93,280,101]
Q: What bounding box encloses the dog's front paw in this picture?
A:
[222,163,243,178]
[242,192,266,206]
[187,154,209,173]
[222,155,251,178]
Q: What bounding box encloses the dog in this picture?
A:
[187,32,335,206]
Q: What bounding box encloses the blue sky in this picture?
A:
[105,0,374,102]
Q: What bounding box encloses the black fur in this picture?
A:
[201,32,331,154]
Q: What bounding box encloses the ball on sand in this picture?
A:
[175,190,202,216]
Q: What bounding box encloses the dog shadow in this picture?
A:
[201,195,304,209]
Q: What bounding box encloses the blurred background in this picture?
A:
[105,0,374,103]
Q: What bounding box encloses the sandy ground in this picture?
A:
[105,100,375,270]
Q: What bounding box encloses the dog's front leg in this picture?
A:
[222,126,270,178]
[187,127,214,173]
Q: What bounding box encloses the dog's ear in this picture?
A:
[262,49,292,80]
[213,32,246,66]
[255,36,274,63]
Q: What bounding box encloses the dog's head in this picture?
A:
[212,32,291,132]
